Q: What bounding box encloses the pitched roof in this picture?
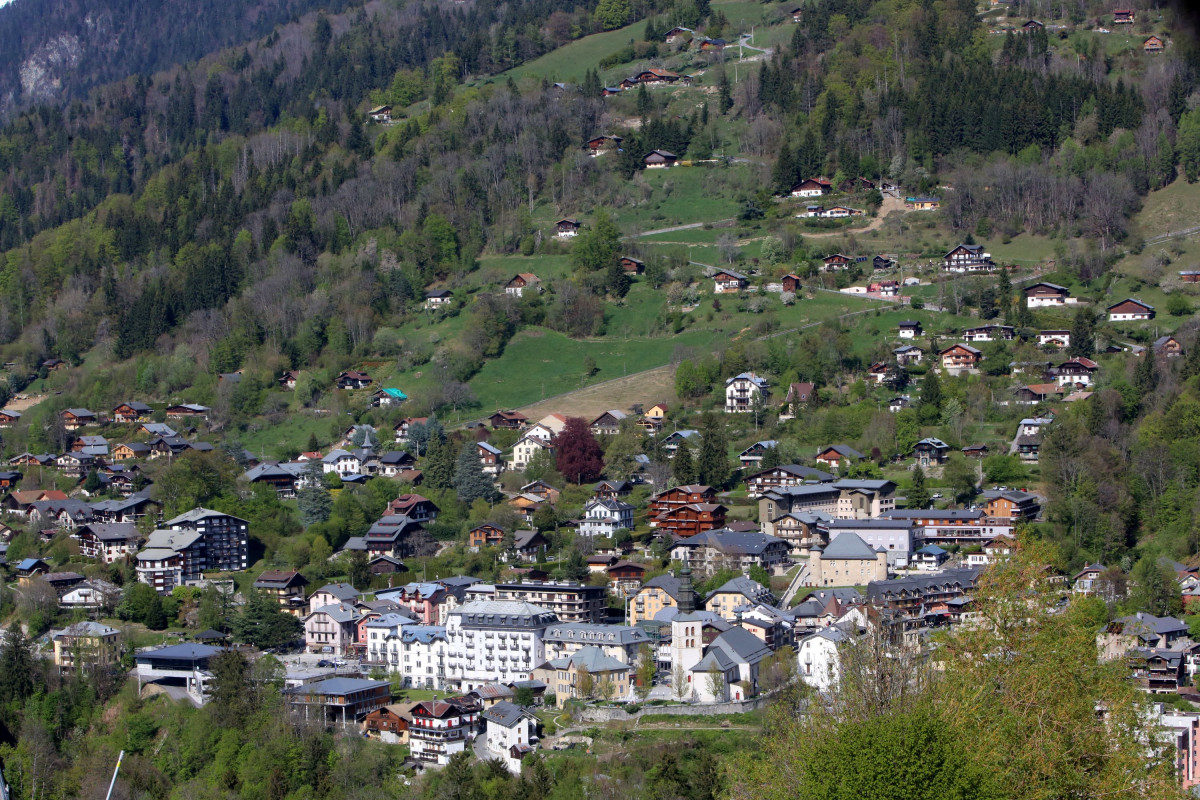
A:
[820,532,879,560]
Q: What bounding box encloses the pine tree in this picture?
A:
[920,370,943,414]
[908,465,932,509]
[1067,307,1095,358]
[0,623,34,705]
[672,438,697,485]
[454,441,497,504]
[697,413,729,488]
[423,433,456,489]
[772,139,797,194]
[996,267,1013,323]
[760,443,783,470]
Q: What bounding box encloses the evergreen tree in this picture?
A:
[920,369,943,414]
[636,83,653,117]
[996,267,1013,322]
[559,548,589,582]
[423,432,456,489]
[454,441,498,504]
[297,462,333,525]
[347,550,372,589]
[118,582,167,629]
[0,623,34,706]
[717,68,733,113]
[672,437,697,485]
[232,590,303,650]
[1067,307,1095,358]
[908,466,932,509]
[772,139,798,194]
[760,443,783,470]
[697,413,729,488]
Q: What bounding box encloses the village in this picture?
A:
[1,248,1198,784]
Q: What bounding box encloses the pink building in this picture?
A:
[378,582,447,624]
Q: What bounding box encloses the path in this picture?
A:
[1143,224,1200,246]
[3,393,48,412]
[779,561,811,607]
[625,219,735,239]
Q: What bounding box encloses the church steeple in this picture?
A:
[677,564,696,614]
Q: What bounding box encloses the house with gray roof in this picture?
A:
[670,528,789,574]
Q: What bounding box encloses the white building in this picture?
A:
[444,601,557,692]
[321,449,363,476]
[368,622,449,690]
[796,626,848,691]
[541,622,650,665]
[578,498,635,537]
[725,372,769,414]
[511,435,554,471]
[482,701,538,774]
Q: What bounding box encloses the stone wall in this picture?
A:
[575,697,767,722]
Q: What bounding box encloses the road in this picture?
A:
[625,219,735,239]
[779,562,811,607]
[797,193,907,238]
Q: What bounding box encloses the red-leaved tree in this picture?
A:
[554,417,605,484]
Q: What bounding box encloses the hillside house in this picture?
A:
[664,25,692,42]
[370,388,407,407]
[1113,9,1134,23]
[367,105,392,123]
[781,273,802,293]
[898,320,922,339]
[61,409,96,430]
[475,442,504,476]
[585,135,623,155]
[1108,298,1155,321]
[254,570,309,615]
[943,244,995,272]
[981,490,1040,521]
[504,273,542,297]
[555,218,581,238]
[822,253,852,272]
[1013,383,1063,405]
[629,68,683,86]
[913,438,950,466]
[0,409,19,427]
[713,268,748,293]
[1154,336,1184,358]
[905,196,941,210]
[962,324,1014,342]
[873,255,896,271]
[620,256,645,274]
[1180,271,1200,283]
[335,371,373,390]
[589,410,627,436]
[1025,282,1071,308]
[644,150,677,168]
[1038,330,1070,349]
[511,435,553,471]
[165,403,209,418]
[277,370,299,390]
[77,522,142,563]
[739,440,778,468]
[725,372,769,413]
[783,382,816,416]
[809,532,888,587]
[112,402,152,424]
[657,503,728,538]
[791,178,832,197]
[743,464,834,498]
[1052,357,1099,387]
[579,498,635,537]
[424,289,453,308]
[650,484,716,522]
[815,445,865,471]
[867,362,890,384]
[489,410,528,430]
[893,345,923,365]
[939,343,982,373]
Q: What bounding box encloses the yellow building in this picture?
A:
[533,646,632,707]
[630,574,684,624]
[52,621,122,673]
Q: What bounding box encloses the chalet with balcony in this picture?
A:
[821,253,852,272]
[585,135,624,156]
[942,244,995,272]
[254,570,310,615]
[897,320,922,339]
[113,402,152,424]
[504,273,542,297]
[790,178,831,198]
[939,343,982,373]
[644,149,677,168]
[1025,282,1071,308]
[725,372,768,413]
[713,268,748,293]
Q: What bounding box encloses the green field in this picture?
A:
[488,20,651,86]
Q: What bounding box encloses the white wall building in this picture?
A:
[796,627,848,691]
[444,601,557,692]
[511,436,554,471]
[482,701,538,774]
[578,499,635,537]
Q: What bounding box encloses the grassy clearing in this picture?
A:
[492,20,650,86]
[608,164,752,232]
[1130,179,1200,240]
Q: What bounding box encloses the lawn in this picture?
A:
[490,19,651,86]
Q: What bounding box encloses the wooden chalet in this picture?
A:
[0,410,20,428]
[585,135,623,155]
[713,269,748,294]
[619,256,645,274]
[655,503,727,538]
[649,485,716,523]
[555,218,581,237]
[112,402,152,424]
[1144,35,1164,52]
[489,410,528,430]
[1113,8,1134,23]
[781,274,802,293]
[939,343,982,371]
[504,273,542,297]
[61,409,96,430]
[790,178,832,197]
[644,149,677,168]
[335,371,373,390]
[821,253,852,272]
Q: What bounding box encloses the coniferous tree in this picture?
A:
[424,433,457,489]
[454,441,498,504]
[672,438,697,485]
[908,466,931,510]
[760,444,783,470]
[697,413,729,488]
[0,623,34,706]
[1068,307,1095,358]
[772,139,798,194]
